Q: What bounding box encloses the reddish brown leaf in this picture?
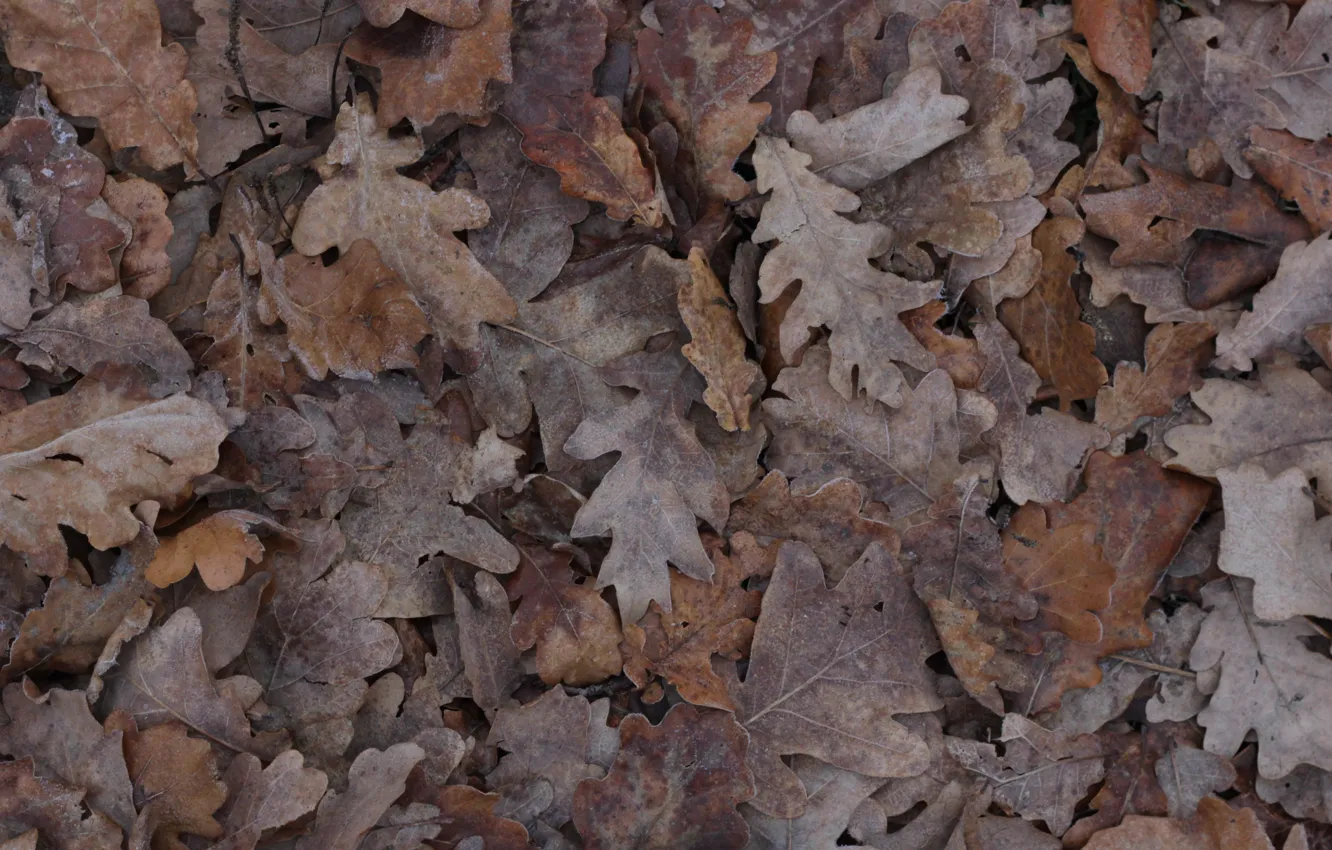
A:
[1096,323,1216,436]
[0,759,121,850]
[679,248,760,432]
[1001,505,1115,647]
[1073,0,1156,94]
[1247,127,1332,234]
[101,176,172,299]
[114,719,228,849]
[507,545,622,687]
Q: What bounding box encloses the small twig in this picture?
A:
[563,677,636,699]
[330,32,353,118]
[226,0,269,143]
[495,324,599,368]
[1107,654,1196,679]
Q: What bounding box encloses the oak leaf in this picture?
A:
[1216,463,1332,621]
[901,300,985,390]
[1246,128,1332,233]
[507,544,622,688]
[344,0,512,127]
[211,751,328,850]
[203,245,292,411]
[294,743,425,850]
[564,345,729,624]
[906,0,1054,90]
[1190,577,1332,779]
[0,684,136,831]
[752,136,938,407]
[947,714,1105,836]
[638,2,776,210]
[259,239,429,381]
[450,565,523,710]
[742,757,889,850]
[1096,322,1216,436]
[0,0,199,171]
[0,377,228,575]
[1083,795,1287,850]
[1064,41,1155,192]
[1165,367,1332,483]
[1072,0,1155,94]
[290,94,517,350]
[101,176,172,299]
[146,510,274,591]
[573,703,754,850]
[787,66,969,191]
[349,674,467,785]
[356,0,478,26]
[1213,233,1332,371]
[104,607,288,758]
[730,542,941,818]
[419,786,533,850]
[623,533,765,711]
[0,759,121,850]
[1001,504,1115,646]
[679,248,760,432]
[726,471,899,584]
[114,719,228,849]
[763,344,966,522]
[16,295,193,397]
[1156,745,1238,820]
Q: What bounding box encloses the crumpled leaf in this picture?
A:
[114,718,228,850]
[1216,463,1332,621]
[726,471,899,585]
[1165,367,1332,483]
[786,66,969,191]
[507,544,622,687]
[203,244,292,411]
[565,344,728,624]
[0,758,121,850]
[210,750,328,850]
[294,743,425,850]
[344,0,512,127]
[101,176,172,299]
[16,295,193,396]
[638,2,775,213]
[751,135,938,407]
[259,238,429,381]
[1246,127,1332,233]
[0,376,228,575]
[1064,41,1155,192]
[0,684,136,831]
[1213,233,1332,371]
[998,215,1107,409]
[349,673,467,785]
[623,533,765,711]
[290,94,517,350]
[948,714,1105,836]
[730,542,942,818]
[147,510,275,591]
[1096,322,1216,436]
[0,0,199,171]
[679,248,760,432]
[104,607,288,758]
[763,344,965,523]
[572,703,754,850]
[1190,577,1332,779]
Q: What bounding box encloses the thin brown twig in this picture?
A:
[1107,654,1196,678]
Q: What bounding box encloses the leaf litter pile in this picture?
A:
[9,0,1332,846]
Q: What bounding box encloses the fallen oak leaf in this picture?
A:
[1083,795,1290,850]
[202,242,293,411]
[147,510,281,591]
[0,758,121,850]
[290,93,517,350]
[101,176,172,299]
[449,564,523,711]
[210,751,328,850]
[0,0,200,172]
[730,542,942,818]
[0,376,228,576]
[572,703,754,850]
[1063,41,1155,192]
[1001,504,1115,647]
[1072,0,1155,94]
[111,718,228,850]
[564,344,729,624]
[1246,127,1332,233]
[1095,322,1216,437]
[679,247,760,432]
[295,743,425,850]
[356,0,478,26]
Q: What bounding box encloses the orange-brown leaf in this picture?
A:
[507,545,622,687]
[1096,322,1215,436]
[1002,505,1115,646]
[147,511,274,591]
[1072,0,1156,94]
[679,248,760,431]
[1247,127,1332,235]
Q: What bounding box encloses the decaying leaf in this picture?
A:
[114,718,228,849]
[1073,0,1155,94]
[295,743,425,850]
[211,751,328,850]
[572,703,754,850]
[1096,322,1216,436]
[0,758,121,850]
[1247,127,1332,233]
[679,248,760,431]
[1001,504,1114,646]
[1083,796,1287,850]
[147,510,274,591]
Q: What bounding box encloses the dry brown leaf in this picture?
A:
[763,344,965,523]
[0,377,227,575]
[1073,0,1155,94]
[114,719,228,849]
[290,94,517,350]
[906,0,1054,89]
[679,248,760,432]
[998,215,1107,409]
[947,714,1105,836]
[573,703,754,850]
[101,177,172,299]
[0,684,136,831]
[1064,41,1155,192]
[294,743,424,850]
[638,2,775,213]
[147,511,274,591]
[260,239,429,381]
[460,119,589,303]
[1213,233,1332,371]
[1247,127,1332,233]
[1191,577,1332,779]
[349,673,467,785]
[902,300,985,390]
[507,544,622,687]
[1096,322,1216,436]
[730,542,941,818]
[564,345,729,624]
[104,607,288,758]
[1083,796,1281,850]
[624,533,765,711]
[16,295,193,396]
[0,0,199,171]
[449,565,523,710]
[344,0,512,127]
[1216,463,1332,621]
[211,751,328,850]
[1156,745,1238,820]
[752,136,938,407]
[0,759,121,850]
[726,471,899,585]
[203,245,292,411]
[1002,504,1115,646]
[356,0,477,26]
